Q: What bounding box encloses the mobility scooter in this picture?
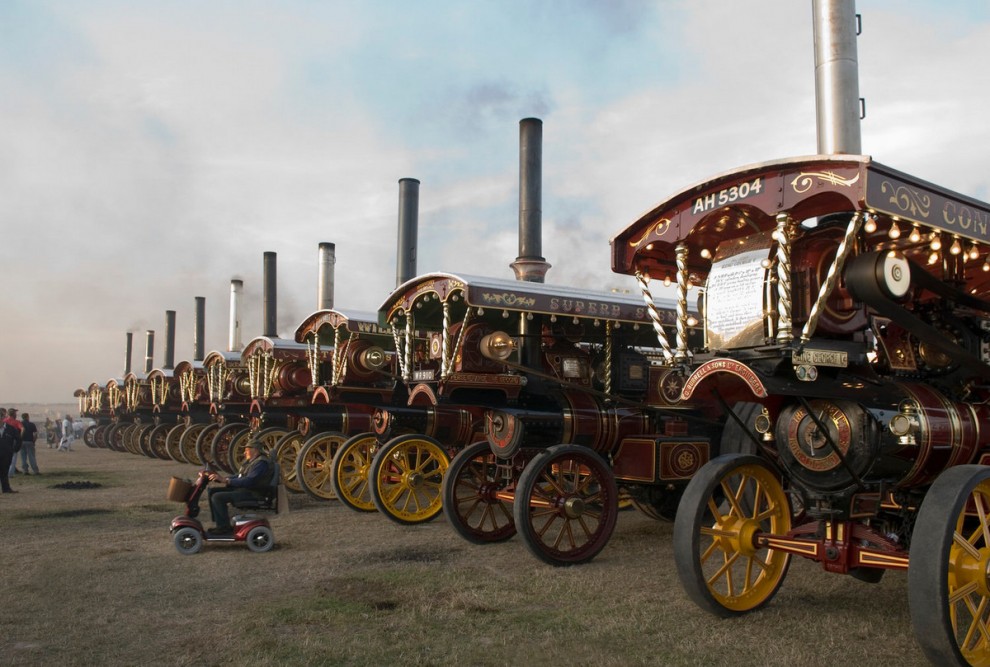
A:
[167,462,282,554]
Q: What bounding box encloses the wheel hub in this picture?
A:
[405,472,425,490]
[715,516,761,557]
[951,544,990,598]
[563,496,586,519]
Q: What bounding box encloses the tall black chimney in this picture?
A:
[194,296,206,362]
[263,251,277,337]
[396,178,420,287]
[511,118,551,283]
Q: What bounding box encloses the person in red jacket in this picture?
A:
[0,407,24,493]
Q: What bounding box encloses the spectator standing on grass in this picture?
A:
[58,414,74,452]
[44,416,54,447]
[6,408,21,477]
[17,413,39,475]
[0,408,23,493]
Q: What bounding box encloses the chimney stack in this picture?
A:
[124,332,133,375]
[229,279,243,352]
[163,310,176,370]
[144,330,155,374]
[318,242,336,310]
[263,251,278,337]
[511,118,551,283]
[395,178,420,287]
[813,0,862,154]
[194,297,206,362]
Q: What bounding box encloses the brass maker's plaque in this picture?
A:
[792,349,848,368]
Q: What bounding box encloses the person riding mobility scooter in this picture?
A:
[168,439,283,554]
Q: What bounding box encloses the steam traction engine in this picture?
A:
[378,272,719,563]
[610,155,990,665]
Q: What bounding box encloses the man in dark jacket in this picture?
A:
[17,413,39,474]
[0,408,24,493]
[206,439,274,535]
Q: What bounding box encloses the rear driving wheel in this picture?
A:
[181,423,208,465]
[194,422,220,467]
[295,432,346,500]
[673,453,792,617]
[514,444,619,566]
[231,426,285,471]
[909,465,990,667]
[442,441,516,543]
[330,433,379,513]
[148,423,172,460]
[211,423,249,473]
[370,434,450,525]
[165,423,188,463]
[271,430,307,493]
[83,424,98,448]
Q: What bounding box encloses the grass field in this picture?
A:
[0,443,928,666]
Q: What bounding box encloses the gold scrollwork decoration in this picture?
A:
[627,218,671,247]
[880,180,931,219]
[481,292,536,308]
[791,171,860,194]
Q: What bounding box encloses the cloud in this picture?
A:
[2,0,989,402]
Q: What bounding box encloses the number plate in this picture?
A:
[791,349,848,368]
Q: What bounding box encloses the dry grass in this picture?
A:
[0,445,927,666]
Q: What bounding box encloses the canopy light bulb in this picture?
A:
[888,222,901,239]
[930,235,942,251]
[700,248,712,259]
[663,274,672,287]
[909,226,922,243]
[864,217,877,233]
[928,252,939,265]
[950,238,962,255]
[969,244,980,261]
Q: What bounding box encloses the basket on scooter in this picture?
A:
[166,476,193,502]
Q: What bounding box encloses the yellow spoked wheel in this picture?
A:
[442,441,516,543]
[194,422,220,466]
[180,423,208,466]
[125,423,147,456]
[910,465,990,667]
[673,454,792,616]
[330,433,379,513]
[147,424,171,460]
[165,423,188,463]
[270,430,307,494]
[295,432,346,500]
[370,434,450,525]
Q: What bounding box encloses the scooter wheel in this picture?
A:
[173,527,203,555]
[246,525,274,553]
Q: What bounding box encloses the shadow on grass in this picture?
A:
[15,508,115,520]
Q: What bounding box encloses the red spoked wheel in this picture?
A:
[513,444,619,566]
[442,441,516,544]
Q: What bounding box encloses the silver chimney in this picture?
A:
[194,296,206,362]
[144,330,155,374]
[124,332,133,375]
[396,178,420,287]
[163,310,176,370]
[318,242,336,310]
[228,279,243,352]
[813,0,862,154]
[263,251,277,337]
[511,118,551,283]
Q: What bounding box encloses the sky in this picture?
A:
[2,0,989,403]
